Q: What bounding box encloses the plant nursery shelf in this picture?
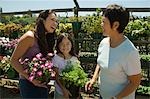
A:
[0,78,55,89]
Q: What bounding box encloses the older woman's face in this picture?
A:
[44,13,58,33]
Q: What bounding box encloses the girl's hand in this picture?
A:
[31,79,47,88]
[63,88,72,99]
[85,80,94,92]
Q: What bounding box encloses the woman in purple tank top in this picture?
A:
[10,10,58,99]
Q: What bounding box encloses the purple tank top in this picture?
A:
[20,39,40,79]
[22,39,40,61]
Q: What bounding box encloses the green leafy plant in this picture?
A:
[140,54,150,61]
[60,60,88,88]
[136,85,150,95]
[56,23,72,35]
[81,15,102,34]
[0,55,17,78]
[125,19,150,40]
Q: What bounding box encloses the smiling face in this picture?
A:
[44,13,58,33]
[101,16,120,37]
[58,37,72,55]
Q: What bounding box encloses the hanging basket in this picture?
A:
[72,22,82,36]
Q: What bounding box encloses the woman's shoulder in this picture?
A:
[98,37,109,47]
[18,31,35,46]
[24,31,35,38]
[101,37,109,43]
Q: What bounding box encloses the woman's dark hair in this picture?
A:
[102,4,129,33]
[56,33,76,57]
[35,10,57,57]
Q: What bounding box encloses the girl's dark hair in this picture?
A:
[56,33,76,57]
[102,4,129,33]
[35,10,57,57]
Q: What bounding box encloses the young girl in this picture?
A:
[52,33,80,99]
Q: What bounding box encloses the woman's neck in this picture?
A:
[110,34,125,48]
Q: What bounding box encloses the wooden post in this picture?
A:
[0,7,2,22]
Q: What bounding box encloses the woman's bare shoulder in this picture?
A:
[18,31,35,46]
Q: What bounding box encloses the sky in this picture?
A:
[0,0,150,17]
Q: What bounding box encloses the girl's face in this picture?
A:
[44,13,58,33]
[101,16,112,36]
[59,37,72,55]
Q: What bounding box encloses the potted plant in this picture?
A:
[60,60,88,98]
[81,14,102,39]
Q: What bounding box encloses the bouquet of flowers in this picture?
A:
[60,60,88,88]
[20,53,55,83]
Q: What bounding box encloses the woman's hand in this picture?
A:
[31,79,47,88]
[63,88,72,99]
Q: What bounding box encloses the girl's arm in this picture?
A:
[54,67,71,98]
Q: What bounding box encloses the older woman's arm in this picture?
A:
[114,73,141,99]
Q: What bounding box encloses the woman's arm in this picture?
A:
[11,31,47,88]
[85,64,100,91]
[114,73,141,99]
[10,31,34,79]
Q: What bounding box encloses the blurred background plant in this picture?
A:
[0,37,18,56]
[0,55,18,78]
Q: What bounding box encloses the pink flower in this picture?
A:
[32,57,38,61]
[20,53,55,83]
[37,71,43,77]
[30,72,35,76]
[48,62,53,69]
[33,67,37,72]
[36,53,42,59]
[40,64,45,68]
[29,76,34,81]
[49,69,52,72]
[34,63,39,67]
[45,62,50,67]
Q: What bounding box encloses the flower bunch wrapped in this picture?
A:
[60,60,88,88]
[20,53,54,83]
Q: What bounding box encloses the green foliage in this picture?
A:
[56,23,72,35]
[0,23,5,37]
[125,19,150,40]
[0,55,17,78]
[137,85,150,95]
[0,23,22,38]
[60,60,88,87]
[140,54,150,61]
[81,15,102,34]
[1,15,36,26]
[67,16,83,22]
[0,55,11,73]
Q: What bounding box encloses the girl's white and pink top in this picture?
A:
[97,36,141,99]
[52,54,78,95]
